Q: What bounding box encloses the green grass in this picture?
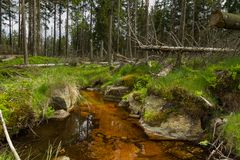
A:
[224,113,240,156]
[0,59,111,137]
[1,55,240,156]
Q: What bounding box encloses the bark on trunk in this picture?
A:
[209,10,240,30]
[127,1,132,59]
[33,0,37,56]
[145,0,149,60]
[0,0,2,45]
[36,0,40,55]
[18,2,21,51]
[53,3,57,56]
[22,0,28,65]
[58,5,62,56]
[108,0,114,65]
[65,0,69,57]
[117,0,120,54]
[28,0,33,54]
[9,0,12,49]
[133,0,137,58]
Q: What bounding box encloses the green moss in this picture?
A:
[144,109,171,126]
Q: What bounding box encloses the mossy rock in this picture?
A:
[120,74,138,87]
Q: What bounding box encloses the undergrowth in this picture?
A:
[1,56,240,158]
[0,57,111,137]
[0,150,14,160]
[224,113,240,156]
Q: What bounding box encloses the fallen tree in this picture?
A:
[139,45,236,53]
[209,10,240,30]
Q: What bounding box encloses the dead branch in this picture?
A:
[115,54,134,64]
[0,110,21,160]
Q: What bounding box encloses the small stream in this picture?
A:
[14,91,207,160]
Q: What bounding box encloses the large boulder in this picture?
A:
[141,114,203,141]
[139,95,204,141]
[49,84,79,111]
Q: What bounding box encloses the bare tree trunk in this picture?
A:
[9,0,12,51]
[133,0,138,58]
[28,0,32,55]
[145,0,149,60]
[58,4,62,56]
[192,0,199,41]
[53,3,57,56]
[108,0,114,65]
[0,0,2,45]
[76,20,79,55]
[177,0,187,66]
[44,5,47,56]
[18,2,21,52]
[89,0,93,60]
[65,0,69,57]
[117,0,120,54]
[36,0,40,55]
[127,0,132,59]
[22,0,28,65]
[33,0,37,56]
[100,40,104,59]
[90,39,93,60]
[170,0,176,34]
[180,0,186,45]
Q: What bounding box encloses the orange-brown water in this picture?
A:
[15,91,206,160]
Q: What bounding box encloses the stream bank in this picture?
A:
[1,56,240,159]
[13,91,207,160]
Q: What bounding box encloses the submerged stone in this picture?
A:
[50,109,70,120]
[53,156,70,160]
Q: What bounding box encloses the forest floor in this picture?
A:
[0,56,240,159]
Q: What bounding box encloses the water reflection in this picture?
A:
[14,91,206,160]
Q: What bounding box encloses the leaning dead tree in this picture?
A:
[209,10,240,30]
[139,45,236,53]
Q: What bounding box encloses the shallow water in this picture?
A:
[14,91,207,160]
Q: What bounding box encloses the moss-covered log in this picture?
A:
[209,10,240,30]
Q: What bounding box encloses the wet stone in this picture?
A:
[53,156,70,160]
[50,109,70,120]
